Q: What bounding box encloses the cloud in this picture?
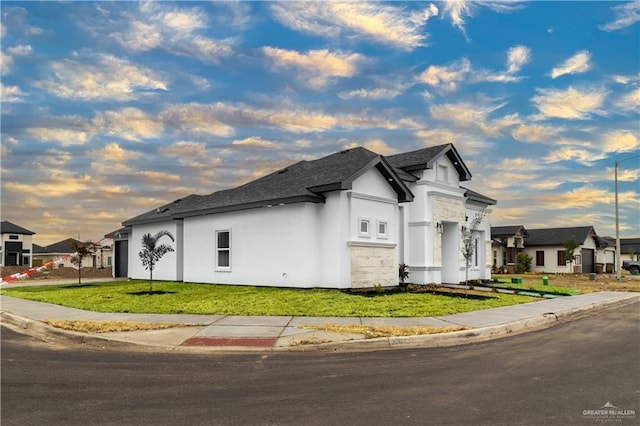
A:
[544,146,603,165]
[1,44,32,75]
[600,1,640,31]
[97,143,142,163]
[4,172,91,197]
[417,59,471,92]
[26,127,90,146]
[91,107,163,141]
[614,88,640,111]
[602,130,639,153]
[263,47,363,89]
[34,54,168,101]
[110,2,234,62]
[511,123,562,143]
[269,1,438,50]
[232,136,278,149]
[159,141,206,158]
[343,139,398,155]
[159,103,235,137]
[418,45,530,91]
[428,100,518,136]
[532,86,607,120]
[551,50,592,79]
[0,82,25,102]
[338,87,405,100]
[441,0,525,37]
[539,186,636,209]
[137,171,181,184]
[473,45,531,83]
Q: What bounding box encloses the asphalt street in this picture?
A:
[2,301,638,426]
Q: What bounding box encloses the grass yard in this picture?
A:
[0,280,535,318]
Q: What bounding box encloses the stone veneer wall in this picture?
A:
[349,243,396,289]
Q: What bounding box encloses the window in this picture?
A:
[557,250,567,266]
[438,164,448,183]
[8,235,18,240]
[474,239,479,267]
[377,220,388,238]
[216,230,231,270]
[359,218,370,237]
[107,256,112,266]
[574,254,581,265]
[536,251,545,266]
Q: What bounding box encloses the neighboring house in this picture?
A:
[491,225,528,273]
[620,237,640,263]
[0,221,35,267]
[120,144,496,289]
[33,238,98,269]
[523,226,613,274]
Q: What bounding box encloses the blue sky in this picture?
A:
[1,1,639,245]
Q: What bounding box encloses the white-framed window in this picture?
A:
[438,164,449,183]
[377,220,388,239]
[359,218,370,237]
[216,229,231,270]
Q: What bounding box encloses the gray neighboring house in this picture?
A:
[0,221,35,267]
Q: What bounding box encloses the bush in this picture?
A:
[516,253,532,273]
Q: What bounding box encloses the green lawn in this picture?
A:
[0,280,536,317]
[491,276,580,296]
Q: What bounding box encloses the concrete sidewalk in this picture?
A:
[1,291,638,352]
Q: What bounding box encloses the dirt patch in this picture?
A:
[1,266,113,281]
[493,273,640,293]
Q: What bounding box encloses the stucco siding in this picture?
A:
[128,221,183,281]
[183,203,320,287]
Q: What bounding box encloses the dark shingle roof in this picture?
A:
[33,238,81,254]
[525,226,597,247]
[492,225,528,238]
[123,147,414,226]
[463,187,497,206]
[1,221,35,235]
[386,143,472,181]
[621,238,640,255]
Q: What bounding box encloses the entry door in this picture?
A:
[581,248,595,273]
[115,240,129,277]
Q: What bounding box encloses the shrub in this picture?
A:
[516,253,532,273]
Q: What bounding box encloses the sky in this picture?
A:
[1,1,639,246]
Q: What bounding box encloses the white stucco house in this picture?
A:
[1,221,35,268]
[523,226,615,274]
[119,144,496,289]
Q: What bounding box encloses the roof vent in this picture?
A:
[278,168,289,174]
[173,198,182,203]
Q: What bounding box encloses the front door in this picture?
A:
[115,240,129,277]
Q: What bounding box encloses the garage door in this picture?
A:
[581,248,594,273]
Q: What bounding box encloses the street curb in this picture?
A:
[286,293,640,352]
[2,293,639,353]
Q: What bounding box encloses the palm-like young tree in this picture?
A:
[138,230,175,292]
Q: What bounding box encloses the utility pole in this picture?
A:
[615,160,621,282]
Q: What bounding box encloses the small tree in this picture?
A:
[461,210,486,287]
[68,240,98,285]
[138,230,175,292]
[516,253,532,273]
[399,263,410,289]
[564,236,580,273]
